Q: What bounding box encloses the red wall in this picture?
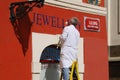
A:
[31,5,109,80]
[0,0,32,80]
[0,0,108,80]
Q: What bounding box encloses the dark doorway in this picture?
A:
[109,61,120,80]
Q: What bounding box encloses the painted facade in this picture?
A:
[0,0,108,80]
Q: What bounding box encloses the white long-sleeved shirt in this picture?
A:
[60,25,80,68]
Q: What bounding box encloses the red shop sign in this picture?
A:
[84,16,100,32]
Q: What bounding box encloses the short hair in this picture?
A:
[69,17,79,26]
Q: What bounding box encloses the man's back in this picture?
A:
[60,24,80,68]
[62,25,80,49]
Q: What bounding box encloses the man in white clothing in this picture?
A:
[59,17,80,80]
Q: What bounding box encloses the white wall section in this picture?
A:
[32,32,84,80]
[45,0,107,15]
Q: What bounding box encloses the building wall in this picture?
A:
[108,0,120,46]
[107,0,120,60]
[0,0,32,80]
[30,4,108,80]
[0,0,108,80]
[107,0,120,80]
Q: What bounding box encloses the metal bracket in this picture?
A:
[9,0,44,22]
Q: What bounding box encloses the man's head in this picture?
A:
[69,17,79,26]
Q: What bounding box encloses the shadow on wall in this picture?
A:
[11,14,32,56]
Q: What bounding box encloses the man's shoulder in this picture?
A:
[64,26,70,30]
[63,25,75,31]
[65,25,73,28]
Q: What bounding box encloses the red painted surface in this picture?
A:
[30,5,107,39]
[0,0,32,80]
[30,5,109,80]
[0,0,108,80]
[84,38,108,80]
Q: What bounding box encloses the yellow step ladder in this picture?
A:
[60,61,80,80]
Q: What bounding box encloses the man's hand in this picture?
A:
[57,37,64,49]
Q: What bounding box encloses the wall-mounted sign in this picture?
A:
[88,0,101,5]
[84,16,100,32]
[82,0,104,7]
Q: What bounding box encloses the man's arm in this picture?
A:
[60,27,68,41]
[57,27,68,48]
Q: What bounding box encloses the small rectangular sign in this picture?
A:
[84,16,100,32]
[82,0,104,7]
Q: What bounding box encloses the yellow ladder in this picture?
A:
[60,61,80,80]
